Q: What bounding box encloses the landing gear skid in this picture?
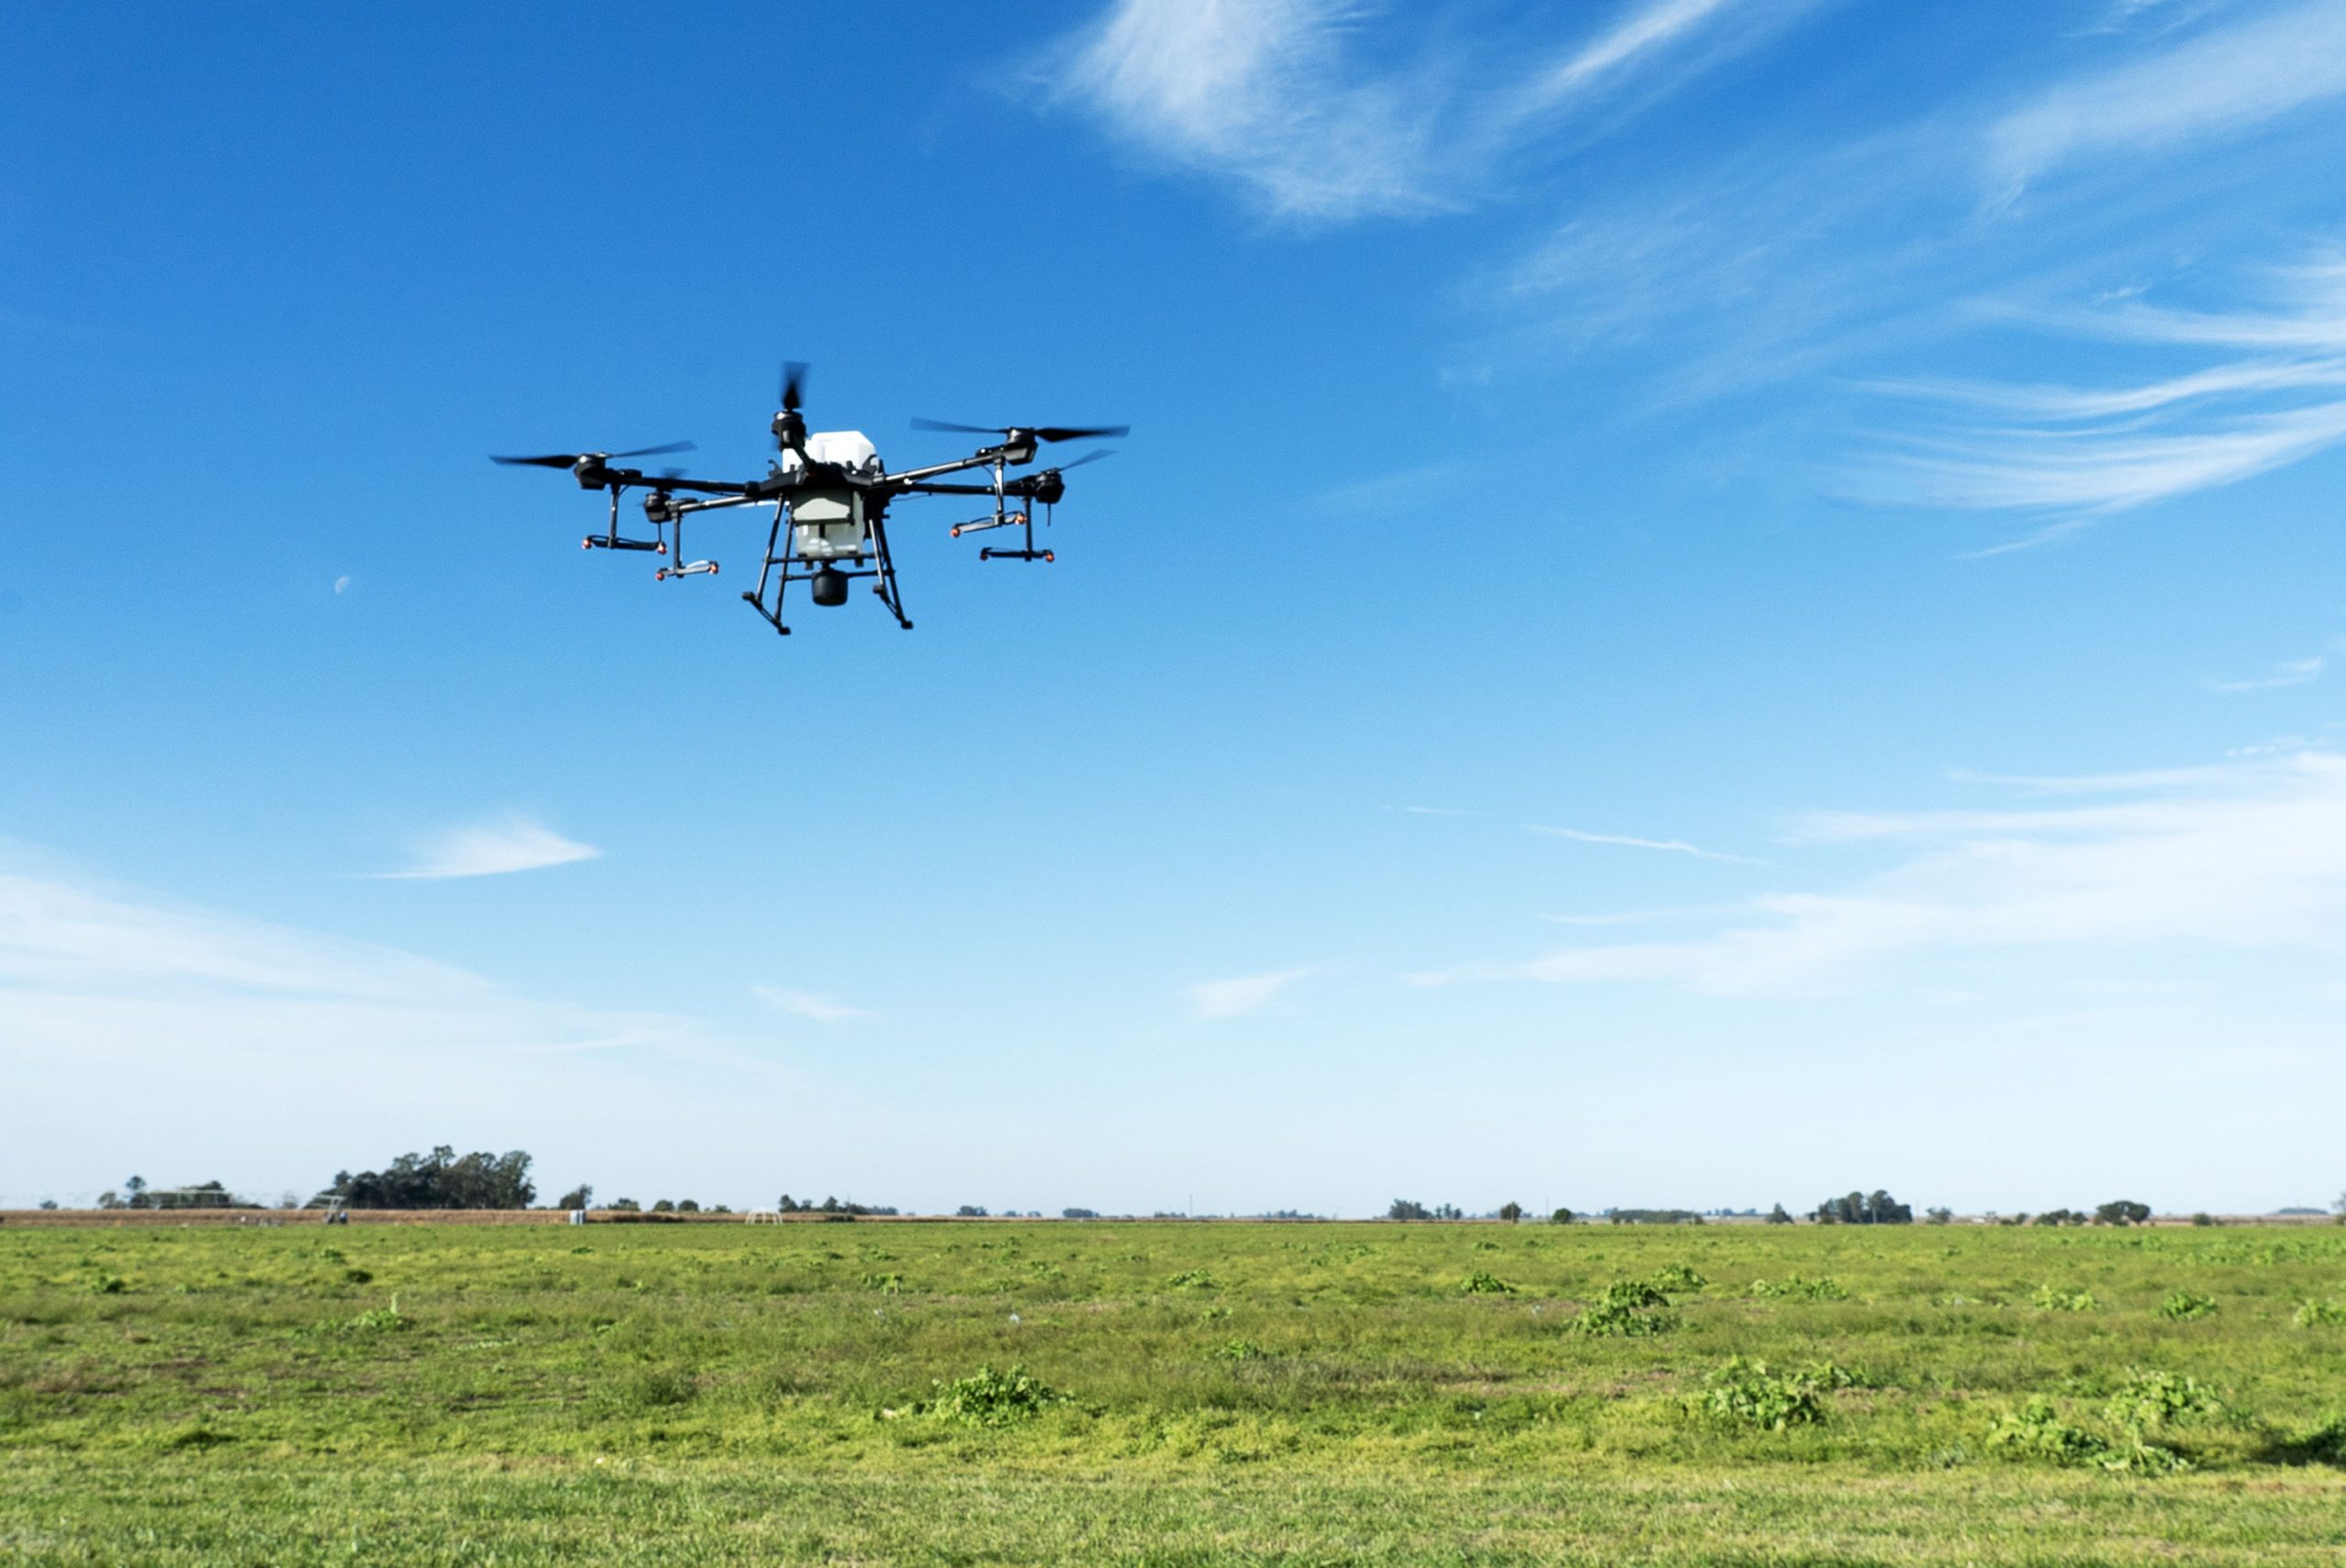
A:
[740,502,912,637]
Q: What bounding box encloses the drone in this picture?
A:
[491,364,1125,637]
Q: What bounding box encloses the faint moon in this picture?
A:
[333,576,351,595]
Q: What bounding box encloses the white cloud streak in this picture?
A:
[1529,824,1753,862]
[1859,257,2346,521]
[1189,966,1314,1019]
[0,861,685,1058]
[2209,655,2325,693]
[1052,0,1772,223]
[377,817,601,881]
[1451,751,2346,997]
[752,986,873,1023]
[1989,0,2346,201]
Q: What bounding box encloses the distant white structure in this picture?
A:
[744,1209,783,1224]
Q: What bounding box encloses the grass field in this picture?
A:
[4,1218,2343,1564]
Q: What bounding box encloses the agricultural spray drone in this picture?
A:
[491,363,1124,637]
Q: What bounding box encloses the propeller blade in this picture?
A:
[781,361,807,412]
[1050,448,1118,472]
[490,440,694,468]
[911,419,1131,444]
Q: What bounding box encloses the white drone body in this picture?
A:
[780,430,882,562]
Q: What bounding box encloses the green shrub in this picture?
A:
[1164,1269,1220,1291]
[1570,1299,1679,1337]
[336,1303,407,1334]
[1458,1271,1515,1295]
[1597,1279,1670,1309]
[2159,1290,2218,1321]
[862,1272,905,1293]
[2032,1284,2097,1312]
[1985,1372,2209,1475]
[1749,1275,1847,1301]
[1647,1264,1707,1293]
[2291,1299,2346,1328]
[919,1365,1069,1427]
[2101,1368,2220,1432]
[1985,1398,2117,1467]
[1213,1339,1270,1361]
[1693,1358,1851,1429]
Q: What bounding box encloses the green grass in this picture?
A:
[4,1219,2343,1563]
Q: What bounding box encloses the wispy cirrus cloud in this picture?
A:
[1425,750,2346,997]
[376,816,600,881]
[1529,824,1755,862]
[1988,0,2346,202]
[0,857,686,1067]
[2209,655,2325,693]
[752,986,873,1024]
[1050,0,1790,223]
[1189,965,1315,1019]
[1851,256,2346,532]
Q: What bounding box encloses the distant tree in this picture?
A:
[777,1194,802,1212]
[1766,1203,1794,1225]
[95,1190,120,1210]
[652,1199,675,1213]
[1061,1207,1098,1220]
[151,1180,245,1210]
[709,1205,731,1215]
[675,1200,700,1213]
[557,1185,593,1212]
[38,1199,58,1211]
[1925,1207,1955,1225]
[956,1205,989,1217]
[1607,1208,1704,1225]
[607,1197,641,1212]
[319,1147,533,1210]
[124,1176,148,1210]
[2190,1212,2219,1226]
[1813,1190,1911,1224]
[1498,1201,1524,1223]
[2333,1191,2345,1216]
[1550,1207,1575,1224]
[1387,1199,1431,1221]
[1432,1203,1463,1221]
[2094,1200,2151,1227]
[2034,1208,2086,1226]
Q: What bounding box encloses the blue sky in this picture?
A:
[5,0,2344,1215]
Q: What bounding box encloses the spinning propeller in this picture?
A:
[490,441,696,470]
[911,418,1129,444]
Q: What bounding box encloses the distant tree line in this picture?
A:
[775,1194,899,1216]
[97,1177,254,1211]
[317,1147,534,1210]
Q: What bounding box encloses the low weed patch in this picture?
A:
[915,1365,1070,1427]
[2032,1284,2097,1312]
[1691,1357,1857,1430]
